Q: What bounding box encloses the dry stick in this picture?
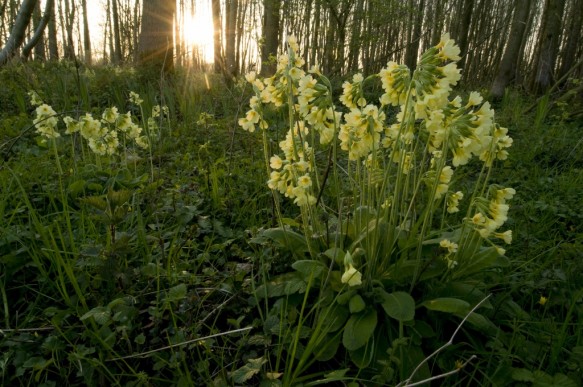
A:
[396,294,492,387]
[107,326,253,361]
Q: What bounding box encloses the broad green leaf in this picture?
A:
[314,333,341,361]
[348,340,374,368]
[230,357,267,384]
[381,291,415,322]
[454,311,498,334]
[349,294,366,314]
[423,298,470,314]
[292,260,326,278]
[343,308,377,351]
[166,283,187,302]
[80,306,111,325]
[67,180,86,197]
[263,227,310,255]
[255,272,306,299]
[319,303,349,333]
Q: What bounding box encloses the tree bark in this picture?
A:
[225,0,238,76]
[112,0,122,63]
[0,0,38,65]
[490,0,532,99]
[47,0,58,60]
[21,0,53,61]
[261,0,281,76]
[81,0,92,64]
[212,0,224,73]
[138,0,176,74]
[532,0,566,93]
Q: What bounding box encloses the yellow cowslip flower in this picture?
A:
[440,239,458,254]
[28,90,43,106]
[102,107,119,124]
[437,33,461,61]
[494,230,512,244]
[341,264,362,287]
[270,155,283,170]
[539,296,548,306]
[36,104,56,117]
[447,191,463,213]
[297,174,312,189]
[129,91,143,105]
[245,71,256,83]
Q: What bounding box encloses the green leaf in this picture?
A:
[454,311,498,334]
[80,306,111,325]
[255,272,306,299]
[423,298,470,314]
[166,284,187,303]
[319,303,349,333]
[343,308,377,351]
[348,341,374,368]
[349,294,366,314]
[292,260,326,279]
[314,333,341,362]
[381,291,415,322]
[67,180,86,197]
[230,357,267,384]
[263,227,309,255]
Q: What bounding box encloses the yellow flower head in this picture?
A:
[341,264,362,287]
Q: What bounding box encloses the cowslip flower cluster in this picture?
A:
[471,186,515,252]
[29,91,155,156]
[29,91,59,140]
[239,34,516,273]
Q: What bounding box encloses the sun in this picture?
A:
[182,6,215,63]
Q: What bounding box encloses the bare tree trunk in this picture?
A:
[139,0,176,74]
[490,0,532,99]
[22,0,54,61]
[557,0,582,80]
[0,0,37,65]
[112,0,122,63]
[405,0,425,69]
[47,0,58,60]
[31,0,45,60]
[81,0,91,64]
[261,0,281,76]
[532,0,566,93]
[62,0,76,60]
[225,0,238,76]
[212,0,224,73]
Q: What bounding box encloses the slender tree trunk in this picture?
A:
[139,0,176,73]
[490,0,532,99]
[405,0,425,69]
[22,0,54,61]
[47,0,58,60]
[557,0,582,80]
[212,0,224,73]
[261,0,281,76]
[31,0,45,60]
[532,0,566,93]
[81,0,91,64]
[0,0,37,65]
[225,0,238,76]
[112,0,122,63]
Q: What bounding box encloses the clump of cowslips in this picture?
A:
[240,34,514,285]
[28,91,163,156]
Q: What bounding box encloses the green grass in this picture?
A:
[0,62,582,386]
